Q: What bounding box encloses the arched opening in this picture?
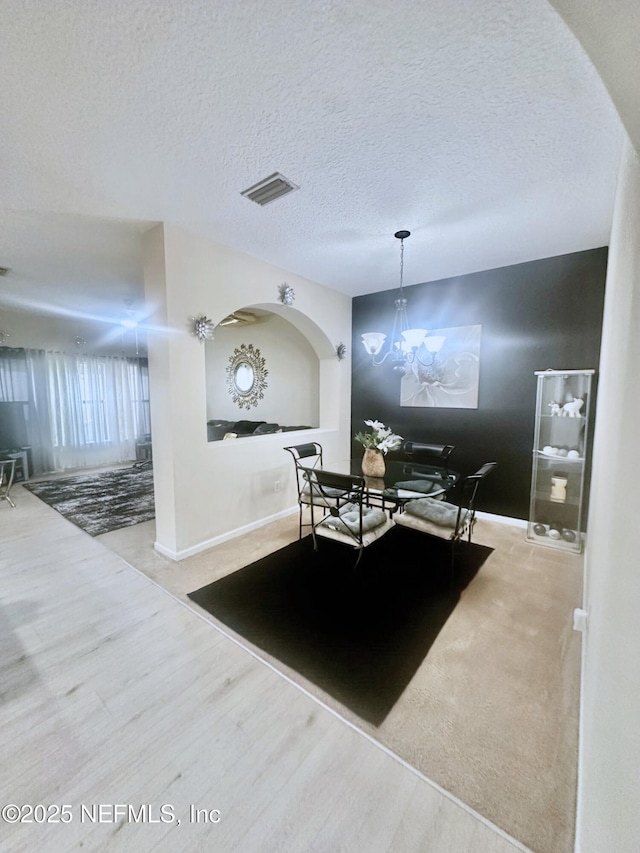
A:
[204,305,327,441]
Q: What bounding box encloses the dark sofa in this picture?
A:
[207,419,312,442]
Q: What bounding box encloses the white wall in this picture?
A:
[143,223,351,559]
[576,136,640,851]
[205,313,319,427]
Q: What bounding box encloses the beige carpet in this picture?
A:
[99,513,582,853]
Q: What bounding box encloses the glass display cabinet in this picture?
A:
[527,369,595,553]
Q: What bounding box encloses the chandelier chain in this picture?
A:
[361,228,445,368]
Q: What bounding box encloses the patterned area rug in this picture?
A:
[23,466,155,536]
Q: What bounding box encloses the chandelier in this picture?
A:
[361,230,445,369]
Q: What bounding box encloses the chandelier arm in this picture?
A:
[370,349,396,366]
[411,349,438,368]
[368,302,402,365]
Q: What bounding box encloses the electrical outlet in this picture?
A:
[274,480,281,493]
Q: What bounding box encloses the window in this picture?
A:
[0,346,151,472]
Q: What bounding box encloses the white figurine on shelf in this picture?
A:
[548,401,561,416]
[561,397,584,417]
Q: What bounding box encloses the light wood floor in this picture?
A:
[0,486,528,853]
[100,505,582,853]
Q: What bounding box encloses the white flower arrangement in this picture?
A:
[354,420,403,455]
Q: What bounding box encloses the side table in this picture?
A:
[1,448,30,482]
[1,458,17,507]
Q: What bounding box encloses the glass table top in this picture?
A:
[315,458,459,505]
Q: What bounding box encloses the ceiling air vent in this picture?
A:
[241,172,299,206]
[0,267,10,277]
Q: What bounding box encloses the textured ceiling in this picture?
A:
[0,0,627,322]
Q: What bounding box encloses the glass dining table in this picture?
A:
[318,457,459,514]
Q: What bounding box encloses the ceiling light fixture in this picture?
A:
[120,298,139,329]
[218,310,258,327]
[361,230,445,369]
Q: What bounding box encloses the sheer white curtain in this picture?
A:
[0,347,150,474]
[25,349,56,474]
[46,351,143,470]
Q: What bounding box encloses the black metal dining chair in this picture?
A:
[396,442,458,503]
[284,442,324,537]
[394,462,497,586]
[403,441,455,468]
[303,467,395,568]
[284,443,348,538]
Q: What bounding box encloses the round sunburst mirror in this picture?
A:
[226,343,268,409]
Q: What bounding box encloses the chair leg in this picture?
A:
[467,510,477,543]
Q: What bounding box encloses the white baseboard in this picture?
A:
[154,505,299,562]
[155,507,527,562]
[475,510,527,529]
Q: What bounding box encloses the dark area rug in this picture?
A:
[23,466,154,536]
[188,526,493,725]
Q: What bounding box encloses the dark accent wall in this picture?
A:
[351,248,607,519]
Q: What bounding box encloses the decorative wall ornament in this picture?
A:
[226,343,269,410]
[278,282,295,306]
[192,315,216,342]
[400,324,482,409]
[336,342,347,361]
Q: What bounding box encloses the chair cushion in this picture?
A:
[404,497,459,527]
[301,484,346,503]
[396,498,470,540]
[321,502,388,534]
[317,504,394,547]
